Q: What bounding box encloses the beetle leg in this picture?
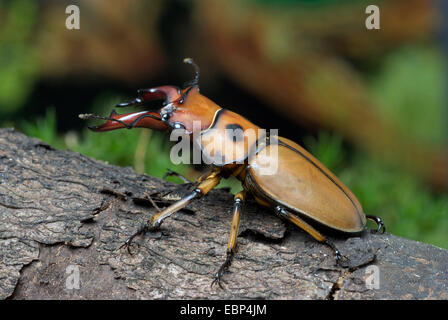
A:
[163,169,192,184]
[119,222,148,255]
[274,206,348,265]
[163,169,216,189]
[323,239,348,264]
[366,214,386,233]
[211,190,246,289]
[120,171,221,253]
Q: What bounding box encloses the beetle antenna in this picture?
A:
[183,57,200,88]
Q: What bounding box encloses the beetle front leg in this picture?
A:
[163,169,192,184]
[120,170,221,254]
[211,190,246,289]
[274,206,348,265]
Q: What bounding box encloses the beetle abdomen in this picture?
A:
[246,136,366,233]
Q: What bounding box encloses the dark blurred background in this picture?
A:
[0,0,447,248]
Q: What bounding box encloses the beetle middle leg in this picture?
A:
[211,190,246,289]
[274,206,347,265]
[120,170,221,254]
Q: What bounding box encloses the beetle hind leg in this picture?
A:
[211,250,234,290]
[366,214,386,233]
[211,190,246,289]
[323,239,348,264]
[274,206,348,265]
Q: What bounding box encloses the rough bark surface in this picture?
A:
[0,128,447,300]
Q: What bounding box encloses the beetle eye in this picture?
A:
[162,113,170,122]
[173,122,185,130]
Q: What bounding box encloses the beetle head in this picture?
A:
[80,58,221,134]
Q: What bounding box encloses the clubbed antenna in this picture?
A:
[183,57,200,88]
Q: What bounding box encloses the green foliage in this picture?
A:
[20,108,65,149]
[304,133,345,172]
[0,0,38,113]
[306,132,448,249]
[368,46,447,145]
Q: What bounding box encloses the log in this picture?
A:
[0,128,447,300]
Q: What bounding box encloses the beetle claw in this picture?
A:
[324,240,349,266]
[211,272,226,290]
[366,215,386,234]
[335,251,349,266]
[119,237,135,255]
[119,232,139,255]
[211,251,234,290]
[211,255,233,290]
[119,223,148,254]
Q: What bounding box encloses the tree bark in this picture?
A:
[0,128,447,300]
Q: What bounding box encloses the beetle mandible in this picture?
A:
[80,58,385,288]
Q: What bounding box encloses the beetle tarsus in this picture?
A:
[163,169,192,184]
[211,272,225,290]
[119,222,160,255]
[119,223,147,255]
[324,240,348,266]
[211,250,234,290]
[366,215,386,233]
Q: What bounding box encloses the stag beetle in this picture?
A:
[80,58,385,288]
